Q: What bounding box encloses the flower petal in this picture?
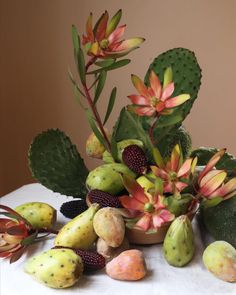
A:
[159,209,175,223]
[156,101,165,112]
[200,171,227,197]
[122,175,149,204]
[177,158,193,178]
[106,9,122,37]
[108,24,126,45]
[95,11,109,41]
[163,67,173,88]
[175,181,188,192]
[135,214,151,231]
[119,195,144,211]
[149,71,162,98]
[150,166,168,179]
[131,74,150,98]
[112,37,145,51]
[165,94,190,108]
[161,82,175,101]
[127,95,149,105]
[198,149,226,183]
[210,177,236,198]
[170,144,181,172]
[86,13,94,42]
[200,170,223,187]
[135,106,155,116]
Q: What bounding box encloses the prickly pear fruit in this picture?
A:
[163,215,194,267]
[15,202,56,229]
[97,237,130,262]
[24,249,83,288]
[54,203,99,249]
[106,249,147,281]
[86,163,136,195]
[203,241,236,282]
[86,129,110,159]
[93,207,125,247]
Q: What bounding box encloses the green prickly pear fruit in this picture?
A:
[164,194,193,217]
[24,248,83,288]
[54,203,99,249]
[203,241,236,282]
[163,215,195,267]
[93,208,125,247]
[102,150,115,163]
[15,202,56,229]
[86,163,136,195]
[86,130,110,159]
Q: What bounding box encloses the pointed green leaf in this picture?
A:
[163,66,173,87]
[86,110,108,150]
[111,136,118,162]
[93,71,107,105]
[106,9,122,37]
[95,59,115,67]
[21,231,38,246]
[103,87,116,125]
[71,25,80,61]
[78,48,86,83]
[153,147,165,168]
[87,59,130,74]
[68,69,85,97]
[73,85,87,110]
[154,177,163,195]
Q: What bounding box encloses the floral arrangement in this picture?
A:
[2,9,236,288]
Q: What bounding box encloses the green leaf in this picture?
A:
[68,69,85,97]
[93,71,107,105]
[95,59,115,67]
[21,231,38,246]
[106,9,122,37]
[71,25,80,61]
[29,129,89,198]
[191,147,236,176]
[87,59,131,74]
[78,48,86,83]
[153,147,164,168]
[111,136,118,162]
[73,85,87,110]
[202,197,224,209]
[103,87,117,125]
[86,111,108,150]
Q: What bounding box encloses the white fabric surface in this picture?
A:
[0,183,235,295]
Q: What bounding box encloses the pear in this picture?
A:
[55,203,99,250]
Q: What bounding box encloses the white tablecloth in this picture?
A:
[0,183,235,295]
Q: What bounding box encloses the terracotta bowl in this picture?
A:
[125,204,199,245]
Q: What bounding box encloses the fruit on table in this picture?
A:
[60,199,88,219]
[122,144,147,174]
[15,202,56,229]
[93,207,125,247]
[202,241,236,282]
[24,249,83,288]
[87,189,121,208]
[86,130,110,159]
[163,215,195,267]
[86,163,136,195]
[106,249,147,281]
[54,203,99,249]
[97,237,130,262]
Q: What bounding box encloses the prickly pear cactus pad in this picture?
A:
[29,129,88,198]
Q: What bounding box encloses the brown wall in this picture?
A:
[1,0,236,195]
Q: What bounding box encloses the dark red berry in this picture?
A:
[53,246,105,272]
[87,189,121,208]
[60,200,88,219]
[122,144,147,174]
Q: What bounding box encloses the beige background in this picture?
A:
[1,0,236,195]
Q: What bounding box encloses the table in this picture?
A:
[1,183,235,295]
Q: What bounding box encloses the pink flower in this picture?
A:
[151,144,197,196]
[82,10,145,58]
[128,68,190,117]
[119,175,174,231]
[198,149,236,200]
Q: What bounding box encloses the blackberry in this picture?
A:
[60,200,88,219]
[122,144,147,174]
[87,189,121,208]
[53,246,105,272]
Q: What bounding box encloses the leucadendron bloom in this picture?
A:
[82,10,145,58]
[197,149,236,200]
[151,144,197,196]
[119,175,174,232]
[128,67,190,117]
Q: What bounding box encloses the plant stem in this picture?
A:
[149,116,159,145]
[38,228,59,235]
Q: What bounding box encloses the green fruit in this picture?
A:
[163,215,195,267]
[86,163,136,195]
[54,203,99,249]
[201,195,236,247]
[15,202,56,229]
[103,150,115,164]
[24,249,83,288]
[165,194,193,217]
[203,241,236,282]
